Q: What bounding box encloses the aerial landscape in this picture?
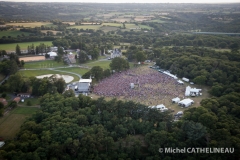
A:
[0,1,240,159]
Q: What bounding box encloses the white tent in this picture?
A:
[178,99,194,107]
[47,51,57,57]
[177,80,184,85]
[185,86,191,96]
[155,104,168,112]
[163,71,178,79]
[172,97,180,103]
[182,77,189,82]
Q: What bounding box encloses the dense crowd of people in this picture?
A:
[93,67,185,105]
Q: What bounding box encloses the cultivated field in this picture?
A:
[5,22,55,28]
[0,41,53,51]
[19,56,45,62]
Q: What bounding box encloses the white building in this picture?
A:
[47,51,58,58]
[110,48,122,59]
[77,78,92,93]
[185,86,202,97]
[178,99,194,107]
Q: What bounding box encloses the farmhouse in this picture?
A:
[178,98,194,107]
[76,78,92,93]
[109,48,122,59]
[17,93,31,98]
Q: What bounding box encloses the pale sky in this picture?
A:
[1,0,240,3]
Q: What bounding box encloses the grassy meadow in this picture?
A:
[0,41,53,51]
[56,67,89,76]
[0,107,39,140]
[24,60,66,69]
[19,69,80,82]
[0,30,31,38]
[84,60,111,70]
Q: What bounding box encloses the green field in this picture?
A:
[84,60,111,70]
[5,22,54,28]
[24,60,66,69]
[20,97,40,107]
[0,30,31,38]
[0,41,53,51]
[19,69,80,82]
[138,24,153,30]
[12,107,39,115]
[67,23,149,31]
[102,23,122,27]
[56,67,89,76]
[0,107,39,140]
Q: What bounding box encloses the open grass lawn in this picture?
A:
[5,22,54,28]
[19,69,80,82]
[57,67,89,76]
[84,60,111,70]
[101,26,119,32]
[0,107,39,139]
[0,41,53,51]
[138,24,153,30]
[24,60,66,69]
[0,30,31,38]
[20,97,40,106]
[12,107,39,115]
[148,19,167,23]
[102,23,122,27]
[0,114,28,140]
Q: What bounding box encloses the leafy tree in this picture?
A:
[135,51,146,62]
[16,44,21,55]
[63,89,75,98]
[110,57,129,72]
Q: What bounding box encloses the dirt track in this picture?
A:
[19,56,45,62]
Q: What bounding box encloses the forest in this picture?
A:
[0,2,240,160]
